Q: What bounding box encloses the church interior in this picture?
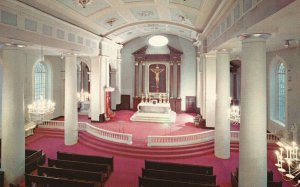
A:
[0,0,300,186]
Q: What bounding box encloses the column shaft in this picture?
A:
[90,56,101,121]
[177,62,181,98]
[1,48,25,186]
[215,51,231,159]
[134,62,139,97]
[141,62,145,94]
[64,55,78,145]
[170,62,174,98]
[239,34,270,187]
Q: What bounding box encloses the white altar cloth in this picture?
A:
[131,102,176,123]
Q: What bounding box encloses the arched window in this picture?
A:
[277,63,286,123]
[34,62,47,100]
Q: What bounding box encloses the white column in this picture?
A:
[204,54,216,127]
[115,58,122,105]
[1,48,25,186]
[99,57,106,116]
[202,55,206,118]
[239,33,270,187]
[90,56,101,121]
[215,49,231,159]
[64,54,78,145]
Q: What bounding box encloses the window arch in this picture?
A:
[34,62,47,100]
[277,63,286,123]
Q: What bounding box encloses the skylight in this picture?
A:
[148,35,168,47]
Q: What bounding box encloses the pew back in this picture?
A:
[25,174,96,187]
[25,149,45,173]
[138,177,219,187]
[145,160,213,175]
[57,151,114,171]
[48,158,111,177]
[142,168,216,185]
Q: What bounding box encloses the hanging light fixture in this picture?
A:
[73,0,93,8]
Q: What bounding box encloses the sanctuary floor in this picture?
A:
[56,110,212,146]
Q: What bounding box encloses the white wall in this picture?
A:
[121,35,197,110]
[267,48,300,142]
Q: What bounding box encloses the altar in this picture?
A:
[130,100,176,123]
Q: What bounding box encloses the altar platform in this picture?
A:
[130,101,176,123]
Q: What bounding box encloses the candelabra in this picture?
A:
[77,89,90,102]
[28,96,55,123]
[229,105,240,125]
[275,141,300,185]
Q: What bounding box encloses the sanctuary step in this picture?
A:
[130,111,176,123]
[28,128,279,160]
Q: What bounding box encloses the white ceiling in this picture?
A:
[17,0,224,43]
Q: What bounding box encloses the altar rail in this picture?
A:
[230,131,279,143]
[40,121,133,145]
[147,130,215,147]
[147,131,279,147]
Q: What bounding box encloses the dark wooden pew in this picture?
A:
[25,174,97,187]
[38,166,106,185]
[0,171,3,187]
[231,171,282,187]
[145,160,213,175]
[25,149,46,173]
[48,158,111,178]
[142,168,216,185]
[57,151,114,171]
[138,177,220,187]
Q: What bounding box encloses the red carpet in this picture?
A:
[24,111,289,187]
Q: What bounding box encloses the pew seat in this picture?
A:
[138,177,219,187]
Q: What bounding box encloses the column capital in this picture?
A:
[238,33,271,41]
[135,61,139,66]
[170,62,174,66]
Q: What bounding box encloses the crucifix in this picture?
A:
[150,64,165,92]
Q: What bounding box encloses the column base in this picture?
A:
[91,113,106,123]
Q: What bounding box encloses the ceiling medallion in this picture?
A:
[106,17,118,27]
[73,0,93,8]
[137,10,154,17]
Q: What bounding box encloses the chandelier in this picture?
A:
[275,141,300,185]
[229,105,240,125]
[73,0,93,8]
[28,96,56,115]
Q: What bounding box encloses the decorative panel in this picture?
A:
[149,64,166,93]
[170,0,203,10]
[56,29,65,40]
[77,36,83,44]
[42,24,52,36]
[56,0,110,17]
[1,10,17,26]
[68,33,75,42]
[243,0,252,13]
[25,18,37,32]
[96,12,127,30]
[130,7,159,20]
